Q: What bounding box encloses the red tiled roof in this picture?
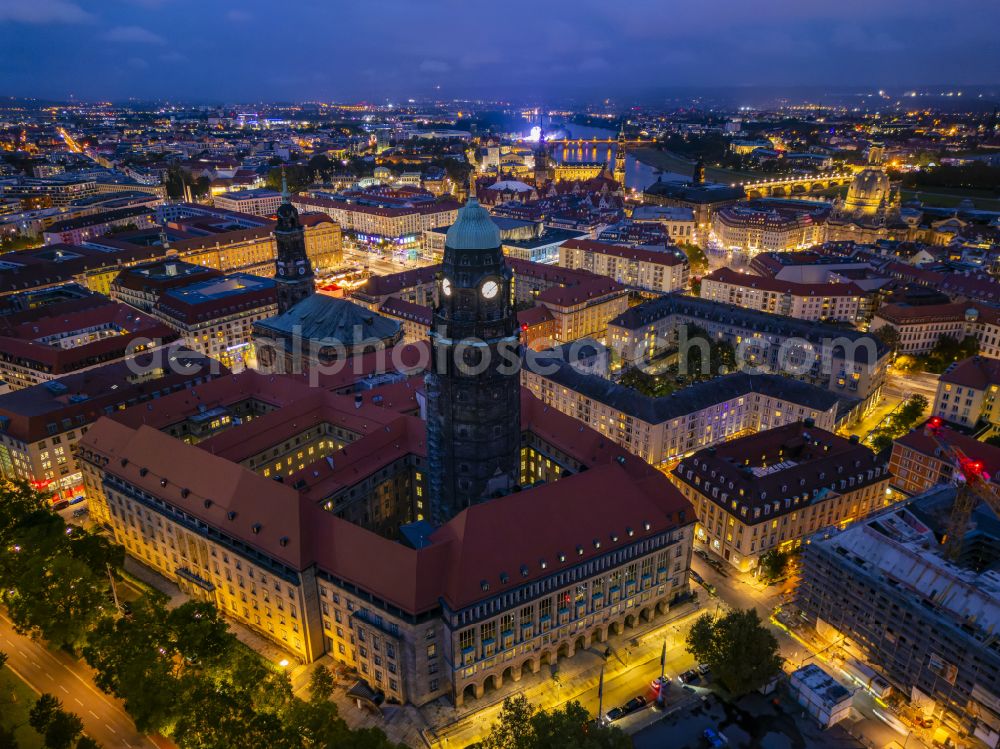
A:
[704,267,864,297]
[561,238,686,267]
[940,356,1000,390]
[894,425,1000,485]
[536,276,626,308]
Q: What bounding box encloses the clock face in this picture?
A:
[481,280,499,299]
[442,277,452,296]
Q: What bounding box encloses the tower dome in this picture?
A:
[445,197,501,250]
[844,169,890,217]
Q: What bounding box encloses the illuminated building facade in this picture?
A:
[672,422,891,571]
[77,369,695,708]
[700,267,864,324]
[796,488,1000,742]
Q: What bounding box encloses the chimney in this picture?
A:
[355,394,363,409]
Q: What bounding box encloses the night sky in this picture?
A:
[1,0,998,102]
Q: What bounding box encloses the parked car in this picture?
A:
[605,706,625,722]
[72,507,88,518]
[51,500,69,511]
[622,696,647,714]
[697,663,711,676]
[691,570,705,584]
[651,676,670,695]
[704,728,728,748]
[679,669,701,684]
[917,716,934,729]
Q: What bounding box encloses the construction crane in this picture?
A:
[924,416,1000,560]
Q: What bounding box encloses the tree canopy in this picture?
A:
[685,609,782,696]
[480,695,630,749]
[0,481,405,749]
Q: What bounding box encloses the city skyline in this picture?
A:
[1,0,999,102]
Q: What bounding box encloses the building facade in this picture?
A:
[558,239,690,294]
[796,490,1000,746]
[671,422,892,571]
[700,268,864,324]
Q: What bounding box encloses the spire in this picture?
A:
[467,169,478,203]
[159,226,170,250]
[280,165,289,202]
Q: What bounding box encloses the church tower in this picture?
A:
[272,171,315,314]
[613,126,627,187]
[533,128,552,187]
[425,195,521,526]
[693,157,706,185]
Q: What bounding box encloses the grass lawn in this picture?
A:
[0,665,45,749]
[631,147,759,182]
[900,188,1000,210]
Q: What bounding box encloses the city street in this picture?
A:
[691,553,932,749]
[0,612,167,749]
[424,602,709,747]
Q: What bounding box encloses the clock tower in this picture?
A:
[273,172,315,314]
[426,195,521,525]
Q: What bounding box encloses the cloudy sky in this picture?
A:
[1,0,998,102]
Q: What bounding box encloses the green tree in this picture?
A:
[482,695,535,749]
[481,696,629,749]
[166,601,237,671]
[43,711,83,749]
[0,724,18,749]
[308,665,335,702]
[82,598,180,734]
[530,701,630,749]
[985,435,1000,448]
[685,609,782,696]
[29,694,62,735]
[75,738,102,749]
[872,325,901,352]
[759,549,791,583]
[680,242,708,275]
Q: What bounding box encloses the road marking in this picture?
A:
[89,710,99,719]
[124,742,132,748]
[59,685,69,694]
[105,724,117,734]
[18,648,27,657]
[74,698,83,706]
[45,672,54,680]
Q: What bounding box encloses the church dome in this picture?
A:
[445,198,501,250]
[844,169,890,215]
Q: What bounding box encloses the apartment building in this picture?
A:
[889,425,1000,496]
[932,356,1000,431]
[700,267,864,324]
[558,238,690,294]
[796,489,1000,745]
[0,347,219,502]
[214,189,283,217]
[153,274,278,372]
[522,364,842,465]
[671,422,892,571]
[607,294,890,412]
